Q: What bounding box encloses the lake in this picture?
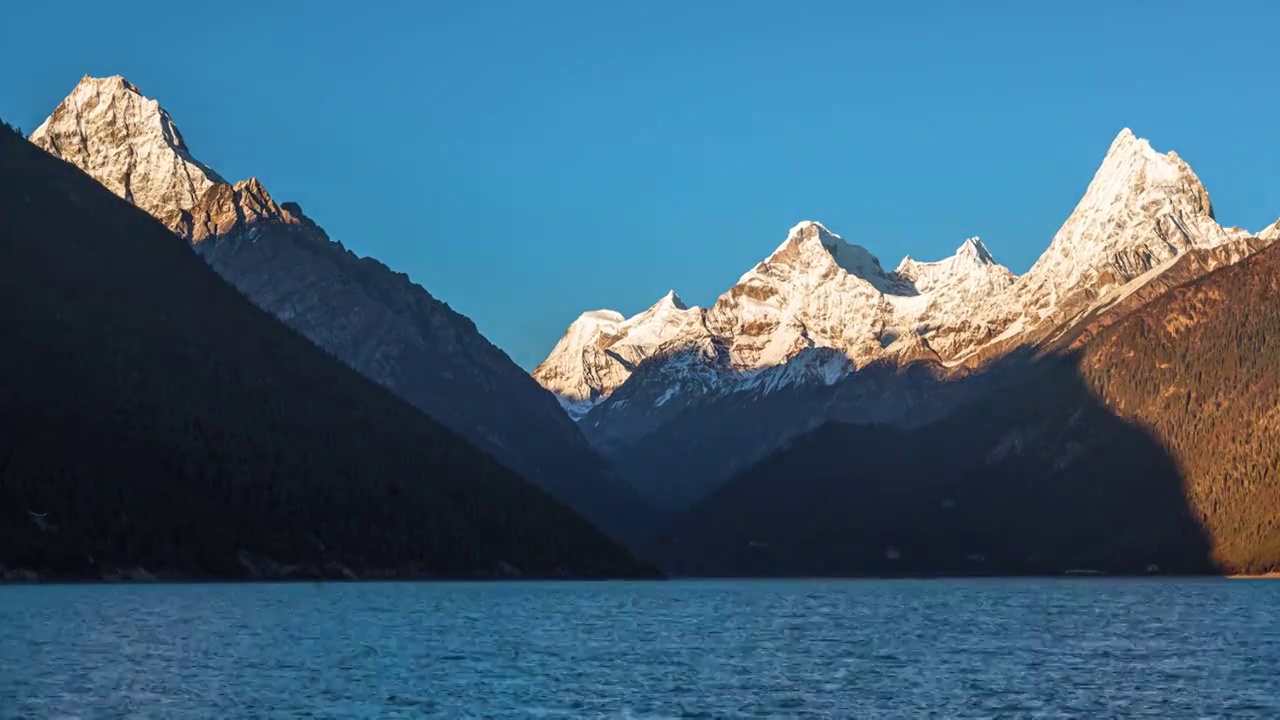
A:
[2,579,1278,718]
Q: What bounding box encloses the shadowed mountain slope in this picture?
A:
[29,75,659,548]
[667,241,1280,576]
[0,121,655,581]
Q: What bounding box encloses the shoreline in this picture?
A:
[6,570,1280,585]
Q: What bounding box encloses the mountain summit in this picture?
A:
[29,75,659,546]
[1007,127,1247,332]
[756,220,911,295]
[30,76,224,216]
[894,237,1000,292]
[533,288,706,419]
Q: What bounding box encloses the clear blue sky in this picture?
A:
[3,1,1279,369]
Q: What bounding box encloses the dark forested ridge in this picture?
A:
[190,203,661,551]
[1078,242,1280,573]
[0,123,655,581]
[25,73,660,550]
[667,242,1280,577]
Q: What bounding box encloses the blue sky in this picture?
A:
[3,1,1279,369]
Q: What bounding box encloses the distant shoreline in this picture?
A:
[7,570,1280,585]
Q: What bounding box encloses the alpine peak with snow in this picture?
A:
[533,289,704,419]
[30,76,225,217]
[28,74,657,545]
[535,127,1276,509]
[995,127,1249,341]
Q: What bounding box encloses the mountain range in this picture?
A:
[9,73,1280,578]
[27,75,657,549]
[535,128,1279,519]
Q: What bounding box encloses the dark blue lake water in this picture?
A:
[3,579,1279,718]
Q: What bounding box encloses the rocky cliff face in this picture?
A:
[30,75,658,546]
[162,178,300,242]
[537,128,1273,509]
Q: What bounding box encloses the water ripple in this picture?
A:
[1,579,1279,718]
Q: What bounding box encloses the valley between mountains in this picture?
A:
[3,75,1279,579]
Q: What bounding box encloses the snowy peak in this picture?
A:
[533,290,705,417]
[1054,127,1214,253]
[893,237,1007,293]
[755,220,904,294]
[30,75,312,247]
[30,75,226,217]
[1015,128,1245,323]
[954,236,995,265]
[657,289,688,311]
[1259,217,1280,243]
[557,290,689,343]
[1094,127,1205,209]
[628,290,697,328]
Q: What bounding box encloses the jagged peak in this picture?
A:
[36,75,174,144]
[1101,127,1190,167]
[164,175,298,243]
[77,74,143,96]
[533,288,707,405]
[1106,127,1140,153]
[787,219,834,239]
[1090,127,1199,197]
[30,74,226,216]
[756,220,906,294]
[1024,128,1221,279]
[654,289,689,311]
[1101,127,1183,169]
[781,220,866,264]
[232,177,271,199]
[954,237,995,264]
[896,237,996,276]
[616,291,700,337]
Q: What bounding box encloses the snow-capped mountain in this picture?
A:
[30,76,224,216]
[537,128,1274,508]
[30,75,658,545]
[535,220,1017,418]
[705,221,1018,371]
[1022,129,1247,307]
[533,290,705,419]
[957,127,1251,362]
